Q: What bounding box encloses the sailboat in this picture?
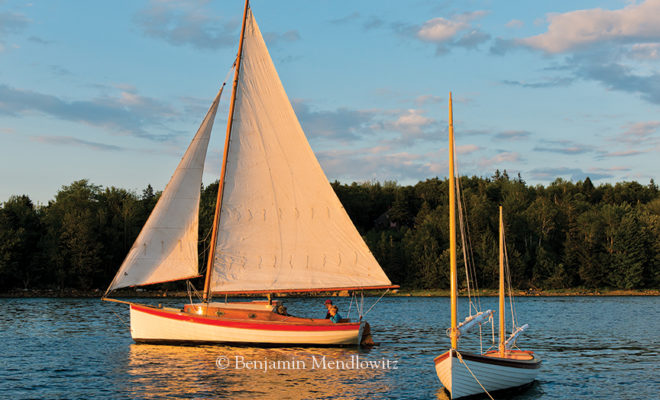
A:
[433,93,541,398]
[102,0,396,346]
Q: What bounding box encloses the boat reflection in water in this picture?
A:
[124,344,395,399]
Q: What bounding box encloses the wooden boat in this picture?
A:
[102,0,396,346]
[434,94,540,398]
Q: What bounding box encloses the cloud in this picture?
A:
[617,121,660,144]
[28,36,51,45]
[0,11,29,51]
[599,149,646,158]
[490,38,519,55]
[363,16,385,31]
[263,30,300,46]
[0,11,29,35]
[572,57,660,104]
[506,20,524,29]
[519,0,660,54]
[417,17,468,42]
[134,0,238,49]
[317,146,441,183]
[414,94,443,106]
[501,76,575,88]
[329,12,361,25]
[494,130,531,141]
[389,109,434,135]
[627,42,660,60]
[0,84,177,141]
[292,100,378,142]
[533,139,594,154]
[528,167,612,181]
[31,136,126,152]
[456,144,481,154]
[478,151,521,168]
[416,11,490,54]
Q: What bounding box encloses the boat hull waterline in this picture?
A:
[130,304,365,346]
[434,349,541,399]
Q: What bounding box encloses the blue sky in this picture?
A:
[1,0,659,203]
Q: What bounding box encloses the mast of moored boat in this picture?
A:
[203,0,250,302]
[448,92,458,350]
[499,205,505,354]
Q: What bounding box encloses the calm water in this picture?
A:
[1,296,658,399]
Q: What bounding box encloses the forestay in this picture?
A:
[210,9,392,293]
[106,91,222,292]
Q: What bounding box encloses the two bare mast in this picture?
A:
[447,94,510,353]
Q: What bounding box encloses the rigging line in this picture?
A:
[359,291,365,320]
[453,144,473,313]
[362,289,390,318]
[500,217,516,330]
[198,62,235,278]
[111,310,130,330]
[503,227,517,330]
[453,143,481,313]
[455,350,495,400]
[455,168,472,313]
[454,145,481,313]
[347,291,355,320]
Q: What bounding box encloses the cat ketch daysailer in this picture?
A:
[103,0,397,346]
[433,93,541,398]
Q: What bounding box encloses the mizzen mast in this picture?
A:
[499,205,506,354]
[448,92,458,350]
[203,0,250,302]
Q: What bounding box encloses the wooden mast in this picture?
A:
[203,0,250,302]
[499,205,505,354]
[448,92,458,350]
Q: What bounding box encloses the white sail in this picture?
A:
[106,91,222,292]
[209,9,392,293]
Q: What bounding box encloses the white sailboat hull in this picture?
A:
[129,304,364,346]
[434,349,541,399]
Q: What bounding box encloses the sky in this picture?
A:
[1,0,660,204]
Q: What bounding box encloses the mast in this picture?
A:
[203,0,250,302]
[448,92,458,350]
[499,205,505,354]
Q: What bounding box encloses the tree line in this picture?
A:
[0,173,658,292]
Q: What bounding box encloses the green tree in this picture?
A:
[0,196,44,289]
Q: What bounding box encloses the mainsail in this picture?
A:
[209,9,392,293]
[106,90,222,292]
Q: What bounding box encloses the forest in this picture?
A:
[0,172,659,293]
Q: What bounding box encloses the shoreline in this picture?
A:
[1,288,658,298]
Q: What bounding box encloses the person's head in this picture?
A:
[324,299,333,309]
[329,305,338,315]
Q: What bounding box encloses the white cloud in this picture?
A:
[417,17,467,42]
[520,0,660,53]
[390,109,433,134]
[416,11,489,53]
[478,151,521,168]
[456,144,481,154]
[618,121,660,144]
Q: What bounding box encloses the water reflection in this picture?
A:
[2,296,659,399]
[125,344,394,399]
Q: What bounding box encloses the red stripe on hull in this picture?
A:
[131,304,361,332]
